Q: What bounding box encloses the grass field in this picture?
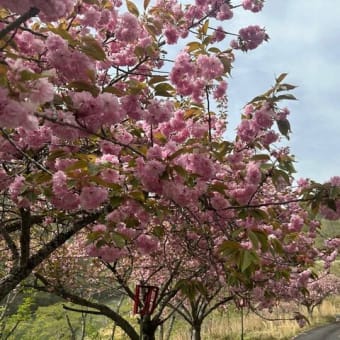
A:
[166,296,340,340]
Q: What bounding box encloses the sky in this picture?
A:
[226,0,340,183]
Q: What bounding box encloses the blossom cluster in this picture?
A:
[231,25,268,51]
[170,52,225,102]
[0,0,76,21]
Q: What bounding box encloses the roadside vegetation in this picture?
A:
[2,293,339,339]
[1,221,339,339]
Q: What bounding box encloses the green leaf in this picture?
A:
[126,0,139,16]
[172,165,188,177]
[87,231,103,242]
[275,73,288,83]
[175,279,206,301]
[209,182,227,194]
[23,190,38,202]
[183,108,202,119]
[328,186,338,199]
[27,172,52,185]
[218,55,232,74]
[134,46,145,58]
[213,141,233,158]
[153,131,167,143]
[0,64,8,87]
[192,280,208,297]
[248,96,268,105]
[149,75,168,86]
[144,0,150,10]
[112,232,128,248]
[130,191,146,202]
[87,162,101,175]
[250,209,268,221]
[240,250,254,272]
[83,0,99,4]
[128,79,147,94]
[20,70,47,81]
[186,42,202,52]
[326,199,337,211]
[65,160,88,172]
[275,94,297,101]
[125,216,139,227]
[67,81,100,96]
[277,119,291,138]
[201,20,209,35]
[208,47,221,53]
[48,25,77,47]
[248,230,259,249]
[272,168,291,186]
[110,196,124,209]
[80,36,106,61]
[48,149,68,161]
[103,86,124,96]
[277,83,297,91]
[175,279,195,301]
[251,154,270,161]
[271,238,283,254]
[154,82,175,97]
[152,225,165,237]
[219,240,240,255]
[168,147,193,161]
[253,230,269,251]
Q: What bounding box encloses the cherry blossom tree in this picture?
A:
[295,273,340,318]
[0,1,339,339]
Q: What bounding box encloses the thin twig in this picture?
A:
[0,7,40,40]
[0,128,53,175]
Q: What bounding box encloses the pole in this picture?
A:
[140,315,144,340]
[241,307,244,340]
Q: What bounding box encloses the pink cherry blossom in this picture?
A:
[246,162,262,185]
[216,3,233,20]
[197,55,224,80]
[164,25,179,44]
[80,186,108,210]
[242,0,264,13]
[213,80,228,99]
[231,25,267,51]
[135,235,159,255]
[92,224,107,233]
[115,12,140,42]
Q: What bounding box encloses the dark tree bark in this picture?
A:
[191,322,202,340]
[140,315,159,340]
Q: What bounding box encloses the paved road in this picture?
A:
[294,323,340,340]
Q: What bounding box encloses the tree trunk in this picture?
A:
[140,315,158,340]
[191,323,202,340]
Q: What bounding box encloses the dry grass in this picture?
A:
[94,294,340,339]
[169,295,340,340]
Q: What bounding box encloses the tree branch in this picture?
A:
[0,212,101,301]
[19,208,31,267]
[202,295,234,319]
[0,128,52,175]
[0,7,40,40]
[33,274,139,340]
[1,215,44,234]
[62,304,102,315]
[0,228,19,265]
